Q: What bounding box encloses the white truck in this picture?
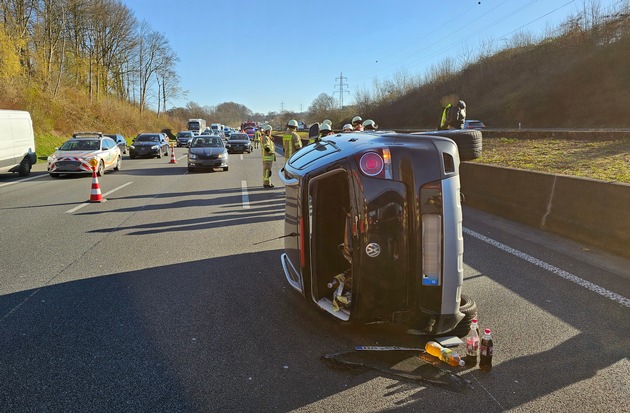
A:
[187,119,207,134]
[0,110,37,176]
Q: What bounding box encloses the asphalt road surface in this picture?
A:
[1,147,628,412]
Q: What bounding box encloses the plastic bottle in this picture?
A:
[479,328,494,372]
[424,341,465,367]
[464,319,480,367]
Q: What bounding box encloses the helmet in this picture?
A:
[363,119,378,130]
[320,123,332,132]
[287,119,298,128]
[351,116,362,125]
[263,124,273,131]
[342,124,353,131]
[322,119,332,126]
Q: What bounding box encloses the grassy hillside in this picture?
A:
[0,82,183,160]
[369,13,630,129]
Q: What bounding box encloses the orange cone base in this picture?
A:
[89,171,106,203]
[169,146,177,163]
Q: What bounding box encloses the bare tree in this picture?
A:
[307,93,337,122]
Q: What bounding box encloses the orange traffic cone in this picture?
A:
[89,167,105,203]
[169,143,177,164]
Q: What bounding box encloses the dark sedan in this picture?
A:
[225,133,252,154]
[129,133,170,159]
[187,136,228,172]
[104,134,128,154]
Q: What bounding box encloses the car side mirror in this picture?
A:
[309,123,319,140]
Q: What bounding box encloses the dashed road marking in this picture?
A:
[241,180,250,209]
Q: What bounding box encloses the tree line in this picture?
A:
[0,0,181,115]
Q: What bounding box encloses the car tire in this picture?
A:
[97,161,105,176]
[17,158,31,177]
[223,167,228,172]
[130,154,135,159]
[49,173,59,178]
[445,294,478,338]
[188,167,195,173]
[436,130,482,161]
[114,156,121,171]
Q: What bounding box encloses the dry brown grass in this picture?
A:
[473,137,630,183]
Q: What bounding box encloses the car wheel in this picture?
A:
[223,167,228,172]
[188,167,195,173]
[130,154,135,159]
[49,173,59,178]
[157,151,162,159]
[436,130,483,161]
[17,158,32,177]
[97,161,105,176]
[114,156,121,171]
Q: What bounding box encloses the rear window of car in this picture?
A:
[137,135,160,142]
[230,134,248,140]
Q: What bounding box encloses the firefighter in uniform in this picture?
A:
[262,125,275,188]
[282,119,302,164]
[351,116,363,131]
[309,122,334,144]
[362,119,378,130]
[253,128,261,149]
[342,123,353,132]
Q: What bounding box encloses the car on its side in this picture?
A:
[104,134,127,154]
[47,132,121,177]
[464,119,486,129]
[176,131,195,147]
[187,135,228,172]
[279,129,477,337]
[129,133,170,159]
[225,133,252,154]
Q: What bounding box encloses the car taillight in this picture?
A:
[355,149,393,179]
[420,181,443,286]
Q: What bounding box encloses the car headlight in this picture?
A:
[189,153,197,160]
[129,145,135,150]
[47,155,56,162]
[218,153,227,159]
[152,145,160,150]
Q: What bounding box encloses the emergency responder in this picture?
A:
[351,116,363,131]
[282,119,302,164]
[253,127,261,149]
[363,119,378,130]
[308,122,334,144]
[342,123,353,132]
[322,119,332,127]
[261,125,275,188]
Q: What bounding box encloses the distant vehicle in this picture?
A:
[47,132,121,177]
[187,135,228,172]
[225,133,252,154]
[176,131,195,147]
[104,134,127,154]
[298,121,307,131]
[129,133,170,159]
[464,120,486,129]
[243,127,256,141]
[187,118,207,133]
[0,110,37,176]
[280,129,477,336]
[241,121,256,130]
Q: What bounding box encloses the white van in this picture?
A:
[0,110,37,176]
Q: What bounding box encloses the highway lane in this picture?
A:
[0,148,628,412]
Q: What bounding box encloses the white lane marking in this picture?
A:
[463,227,630,308]
[177,155,187,160]
[241,180,250,209]
[65,181,133,213]
[240,154,244,160]
[0,173,47,188]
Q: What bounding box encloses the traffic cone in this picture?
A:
[169,143,177,164]
[89,167,105,203]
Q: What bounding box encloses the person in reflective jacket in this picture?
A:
[262,125,275,188]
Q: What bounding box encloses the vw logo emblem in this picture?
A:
[365,243,381,258]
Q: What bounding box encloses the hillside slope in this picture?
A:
[371,15,630,129]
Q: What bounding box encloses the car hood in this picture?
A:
[52,150,99,159]
[189,147,225,156]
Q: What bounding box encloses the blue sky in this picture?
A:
[122,0,624,114]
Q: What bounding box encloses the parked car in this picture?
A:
[187,135,228,172]
[47,132,121,177]
[129,133,170,159]
[279,129,477,336]
[176,131,195,147]
[225,133,252,154]
[464,119,486,129]
[104,134,127,154]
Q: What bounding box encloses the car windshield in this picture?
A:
[136,135,160,142]
[59,140,100,151]
[230,134,248,140]
[192,137,222,147]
